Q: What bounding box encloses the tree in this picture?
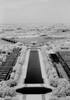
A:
[52,78,70,97]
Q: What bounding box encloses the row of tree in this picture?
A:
[41,46,70,99]
[0,45,27,99]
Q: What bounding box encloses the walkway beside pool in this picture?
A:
[16,48,52,100]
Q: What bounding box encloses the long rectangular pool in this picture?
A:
[24,50,43,84]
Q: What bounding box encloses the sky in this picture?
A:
[0,0,70,24]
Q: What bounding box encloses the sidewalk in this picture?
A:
[17,49,30,87]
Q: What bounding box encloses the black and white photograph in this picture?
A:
[0,0,70,100]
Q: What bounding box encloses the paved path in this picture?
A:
[17,49,30,86]
[16,49,30,100]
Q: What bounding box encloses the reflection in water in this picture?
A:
[25,50,43,84]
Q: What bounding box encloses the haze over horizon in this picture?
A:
[0,0,70,24]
